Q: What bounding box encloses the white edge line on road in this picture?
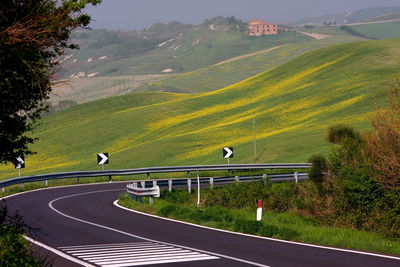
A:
[0,180,130,201]
[23,235,95,267]
[49,189,270,267]
[113,200,400,261]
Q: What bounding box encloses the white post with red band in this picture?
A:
[256,199,262,221]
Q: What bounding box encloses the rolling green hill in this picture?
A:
[61,23,311,78]
[53,27,364,103]
[348,20,400,39]
[139,28,365,93]
[363,12,400,22]
[291,6,400,25]
[346,6,400,23]
[1,39,400,179]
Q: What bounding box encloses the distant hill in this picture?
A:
[363,12,400,22]
[346,20,400,39]
[291,6,400,25]
[60,16,306,78]
[52,26,364,104]
[2,39,400,178]
[345,6,400,23]
[290,13,347,26]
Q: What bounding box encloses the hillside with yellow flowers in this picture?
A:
[1,39,400,178]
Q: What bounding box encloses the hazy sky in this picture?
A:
[85,0,400,30]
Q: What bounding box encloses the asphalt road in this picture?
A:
[3,182,400,267]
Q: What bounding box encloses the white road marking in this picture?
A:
[60,242,218,266]
[23,236,94,267]
[49,189,270,267]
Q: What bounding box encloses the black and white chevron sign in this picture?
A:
[14,156,25,169]
[97,153,109,165]
[223,147,234,158]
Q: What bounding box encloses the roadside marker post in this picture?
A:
[97,153,110,180]
[168,180,172,192]
[256,200,263,221]
[14,156,25,178]
[187,179,191,193]
[196,169,200,206]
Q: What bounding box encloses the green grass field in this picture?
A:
[349,21,400,39]
[1,39,400,179]
[140,28,364,93]
[56,27,364,105]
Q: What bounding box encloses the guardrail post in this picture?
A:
[149,197,154,205]
[235,176,239,182]
[262,174,268,185]
[147,173,151,179]
[294,172,298,183]
[2,187,4,193]
[76,177,79,184]
[45,180,48,187]
[187,179,191,193]
[168,180,172,192]
[210,177,214,189]
[187,171,191,177]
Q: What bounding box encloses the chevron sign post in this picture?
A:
[223,147,233,164]
[14,156,25,177]
[97,153,109,171]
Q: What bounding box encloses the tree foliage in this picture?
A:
[0,0,101,164]
[308,154,327,183]
[364,80,400,191]
[0,201,45,266]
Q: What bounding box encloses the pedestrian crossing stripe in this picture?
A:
[59,242,219,266]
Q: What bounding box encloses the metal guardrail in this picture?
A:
[132,172,308,190]
[126,173,307,205]
[0,163,311,189]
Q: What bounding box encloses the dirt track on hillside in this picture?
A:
[213,45,283,66]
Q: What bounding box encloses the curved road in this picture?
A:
[3,182,400,267]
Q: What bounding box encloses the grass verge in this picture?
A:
[118,188,400,256]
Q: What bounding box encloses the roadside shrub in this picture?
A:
[368,191,400,238]
[308,155,327,183]
[266,183,298,211]
[161,189,191,203]
[328,124,361,144]
[0,203,44,266]
[203,179,270,208]
[364,81,400,191]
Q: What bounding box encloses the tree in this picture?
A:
[365,80,400,190]
[0,0,101,164]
